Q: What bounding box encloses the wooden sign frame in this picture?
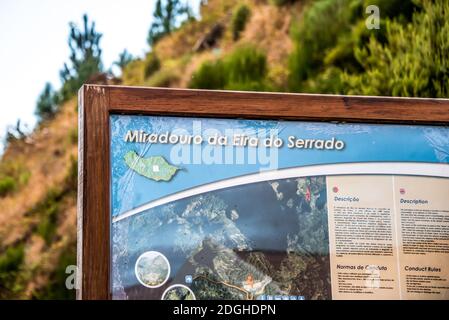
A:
[77,84,449,299]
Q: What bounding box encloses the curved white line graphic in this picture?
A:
[112,162,449,223]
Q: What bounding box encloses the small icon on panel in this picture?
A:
[185,275,193,284]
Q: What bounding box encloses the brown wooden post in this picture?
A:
[78,85,111,299]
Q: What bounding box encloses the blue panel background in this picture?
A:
[110,115,449,217]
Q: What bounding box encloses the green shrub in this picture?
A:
[0,161,30,197]
[146,68,179,87]
[122,59,145,85]
[232,5,251,40]
[190,45,267,91]
[0,244,24,273]
[143,52,161,79]
[114,49,134,71]
[36,83,60,121]
[189,60,226,89]
[31,157,77,245]
[303,67,346,94]
[342,0,449,98]
[59,14,103,101]
[36,201,59,245]
[225,45,267,86]
[34,188,61,245]
[271,0,297,6]
[0,176,16,197]
[288,0,360,91]
[286,0,419,94]
[147,0,193,46]
[363,0,418,21]
[19,173,30,188]
[0,244,25,299]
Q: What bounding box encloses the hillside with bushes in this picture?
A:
[0,0,447,299]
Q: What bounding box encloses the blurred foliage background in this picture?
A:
[0,0,448,299]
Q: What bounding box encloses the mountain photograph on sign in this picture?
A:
[0,0,448,300]
[112,176,331,300]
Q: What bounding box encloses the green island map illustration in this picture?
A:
[124,151,179,182]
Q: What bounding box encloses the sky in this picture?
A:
[0,0,199,152]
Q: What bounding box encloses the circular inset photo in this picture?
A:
[161,284,196,300]
[135,251,170,288]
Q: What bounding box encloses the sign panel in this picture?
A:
[109,115,449,300]
[77,85,449,300]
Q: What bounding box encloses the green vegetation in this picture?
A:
[34,189,61,246]
[189,0,446,98]
[271,0,298,6]
[60,14,103,101]
[285,0,449,98]
[0,244,24,274]
[0,177,15,197]
[190,45,267,91]
[0,244,25,299]
[35,189,60,245]
[0,158,78,299]
[0,161,30,197]
[36,83,59,121]
[189,60,226,89]
[3,0,449,302]
[31,157,77,245]
[143,52,161,79]
[34,14,103,122]
[147,68,179,87]
[4,120,27,146]
[288,0,363,92]
[225,45,267,90]
[147,0,193,46]
[364,0,417,22]
[114,49,134,72]
[232,5,251,40]
[122,59,146,85]
[342,0,449,97]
